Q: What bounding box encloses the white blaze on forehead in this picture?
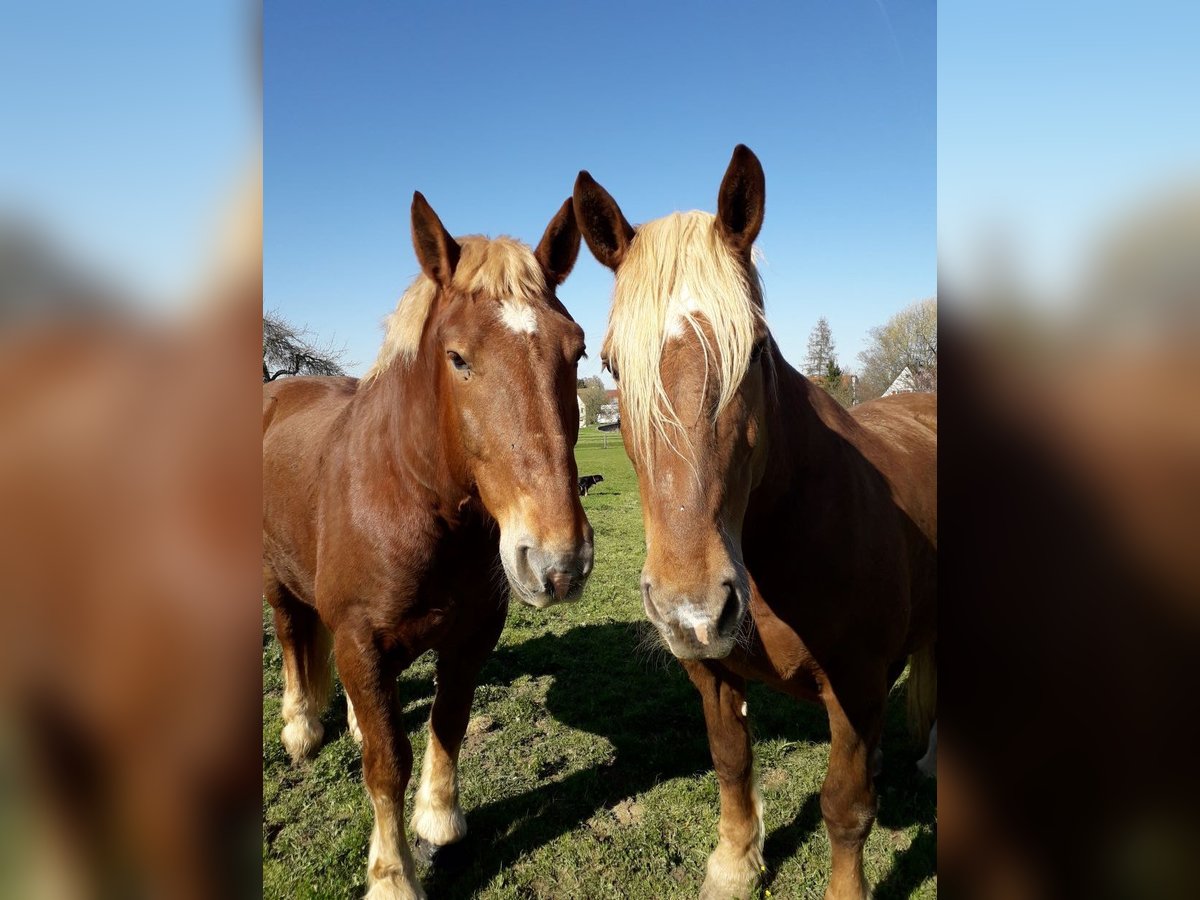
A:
[499,299,538,334]
[665,283,703,339]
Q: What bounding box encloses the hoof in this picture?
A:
[412,837,467,872]
[412,837,439,869]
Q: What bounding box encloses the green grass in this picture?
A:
[263,428,936,898]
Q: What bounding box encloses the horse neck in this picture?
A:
[759,345,864,498]
[350,356,469,512]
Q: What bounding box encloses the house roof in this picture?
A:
[882,366,917,396]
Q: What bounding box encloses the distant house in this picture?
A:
[596,389,620,426]
[882,366,918,397]
[576,394,586,428]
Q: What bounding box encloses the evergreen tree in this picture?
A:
[804,316,838,377]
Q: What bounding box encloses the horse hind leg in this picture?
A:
[265,571,333,762]
[907,641,937,778]
[916,720,937,778]
[346,692,363,744]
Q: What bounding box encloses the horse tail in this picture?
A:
[906,642,937,743]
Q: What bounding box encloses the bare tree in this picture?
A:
[856,297,937,401]
[263,311,347,382]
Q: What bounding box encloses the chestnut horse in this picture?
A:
[263,192,594,900]
[574,146,936,900]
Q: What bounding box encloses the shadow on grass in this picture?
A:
[423,621,935,898]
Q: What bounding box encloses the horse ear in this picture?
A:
[535,198,581,286]
[411,191,461,288]
[716,144,765,254]
[573,171,634,271]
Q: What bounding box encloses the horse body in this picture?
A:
[263,193,590,900]
[263,373,501,660]
[735,375,937,689]
[574,146,936,900]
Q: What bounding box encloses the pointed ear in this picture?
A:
[716,144,765,254]
[410,191,460,288]
[572,171,634,271]
[535,198,581,286]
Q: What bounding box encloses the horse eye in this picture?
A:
[602,356,619,382]
[447,351,469,372]
[749,340,765,363]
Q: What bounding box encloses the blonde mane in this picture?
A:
[364,235,548,380]
[603,211,764,465]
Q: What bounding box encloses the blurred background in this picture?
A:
[940,3,1200,898]
[0,2,261,899]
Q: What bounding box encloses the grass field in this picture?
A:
[262,428,936,898]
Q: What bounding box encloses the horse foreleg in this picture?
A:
[411,603,506,862]
[684,660,763,900]
[336,630,424,900]
[820,676,884,900]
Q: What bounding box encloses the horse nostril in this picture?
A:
[515,543,533,577]
[641,578,665,623]
[717,581,742,635]
[545,569,572,601]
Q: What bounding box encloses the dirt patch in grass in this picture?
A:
[463,714,497,752]
[612,798,644,827]
[762,767,789,792]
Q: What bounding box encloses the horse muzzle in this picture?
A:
[503,536,593,608]
[641,574,746,659]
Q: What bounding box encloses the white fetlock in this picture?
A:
[410,793,467,847]
[698,839,764,900]
[409,740,467,846]
[366,794,425,900]
[363,872,426,900]
[281,716,324,762]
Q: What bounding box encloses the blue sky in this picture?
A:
[265,1,935,379]
[1,1,253,303]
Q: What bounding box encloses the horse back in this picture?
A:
[849,392,937,543]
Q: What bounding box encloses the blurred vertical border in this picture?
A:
[940,2,1200,898]
[0,2,262,898]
